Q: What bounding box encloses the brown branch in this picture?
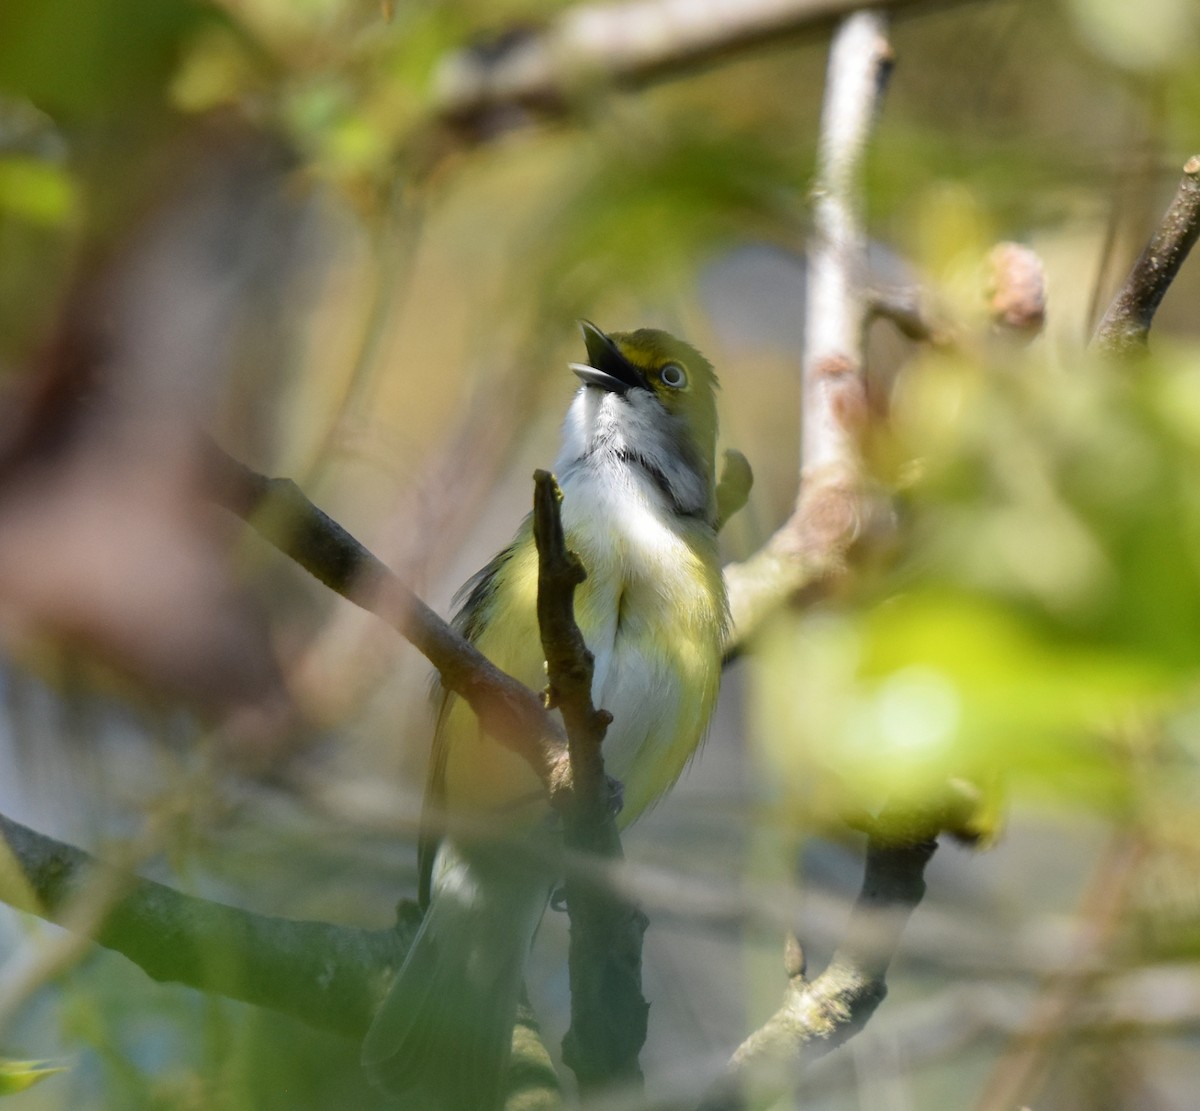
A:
[1093,155,1200,356]
[0,810,415,1038]
[973,835,1146,1111]
[200,435,574,800]
[532,470,648,1094]
[533,470,614,817]
[698,785,987,1109]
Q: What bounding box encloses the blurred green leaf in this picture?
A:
[530,122,811,309]
[0,1058,67,1095]
[0,0,214,121]
[0,156,78,226]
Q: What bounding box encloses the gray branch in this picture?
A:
[0,810,415,1038]
[723,11,892,652]
[431,0,959,143]
[1093,155,1200,356]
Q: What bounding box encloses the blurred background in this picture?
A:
[1,0,1200,1107]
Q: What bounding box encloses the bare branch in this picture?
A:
[534,470,614,818]
[432,0,954,143]
[200,436,575,801]
[700,817,938,1110]
[0,810,413,1038]
[802,12,890,479]
[1093,155,1200,356]
[723,11,892,653]
[974,835,1146,1111]
[868,285,957,347]
[532,470,648,1094]
[700,17,941,1108]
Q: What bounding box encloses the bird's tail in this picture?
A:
[361,841,547,1110]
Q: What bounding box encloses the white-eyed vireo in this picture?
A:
[362,322,728,1108]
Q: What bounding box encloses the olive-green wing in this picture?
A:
[416,539,522,908]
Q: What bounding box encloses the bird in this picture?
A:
[361,321,729,1109]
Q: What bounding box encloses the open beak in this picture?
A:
[569,320,646,395]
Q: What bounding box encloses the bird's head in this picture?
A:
[559,321,720,523]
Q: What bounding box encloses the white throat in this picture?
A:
[554,386,711,522]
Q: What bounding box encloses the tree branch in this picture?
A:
[0,810,415,1038]
[532,470,649,1094]
[868,285,957,347]
[431,0,959,144]
[1093,155,1200,356]
[201,436,576,802]
[701,16,925,1107]
[722,10,892,654]
[700,804,949,1111]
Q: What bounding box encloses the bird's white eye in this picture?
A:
[660,363,687,389]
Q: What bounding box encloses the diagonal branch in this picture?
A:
[201,436,575,802]
[0,810,415,1038]
[1093,155,1200,356]
[698,780,994,1111]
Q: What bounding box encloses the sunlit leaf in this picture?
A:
[0,1058,67,1096]
[0,156,78,226]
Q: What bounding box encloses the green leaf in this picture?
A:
[0,0,214,121]
[0,156,78,226]
[0,1058,67,1096]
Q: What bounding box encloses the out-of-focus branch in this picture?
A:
[1093,155,1200,356]
[432,0,951,143]
[722,11,892,654]
[0,810,415,1038]
[532,470,648,1094]
[201,436,576,801]
[973,834,1146,1111]
[700,816,938,1110]
[701,17,924,1108]
[868,285,957,347]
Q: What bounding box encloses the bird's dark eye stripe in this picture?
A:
[660,363,686,388]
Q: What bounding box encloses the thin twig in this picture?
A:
[973,834,1146,1111]
[1093,155,1200,356]
[533,470,613,817]
[532,470,648,1094]
[868,286,957,347]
